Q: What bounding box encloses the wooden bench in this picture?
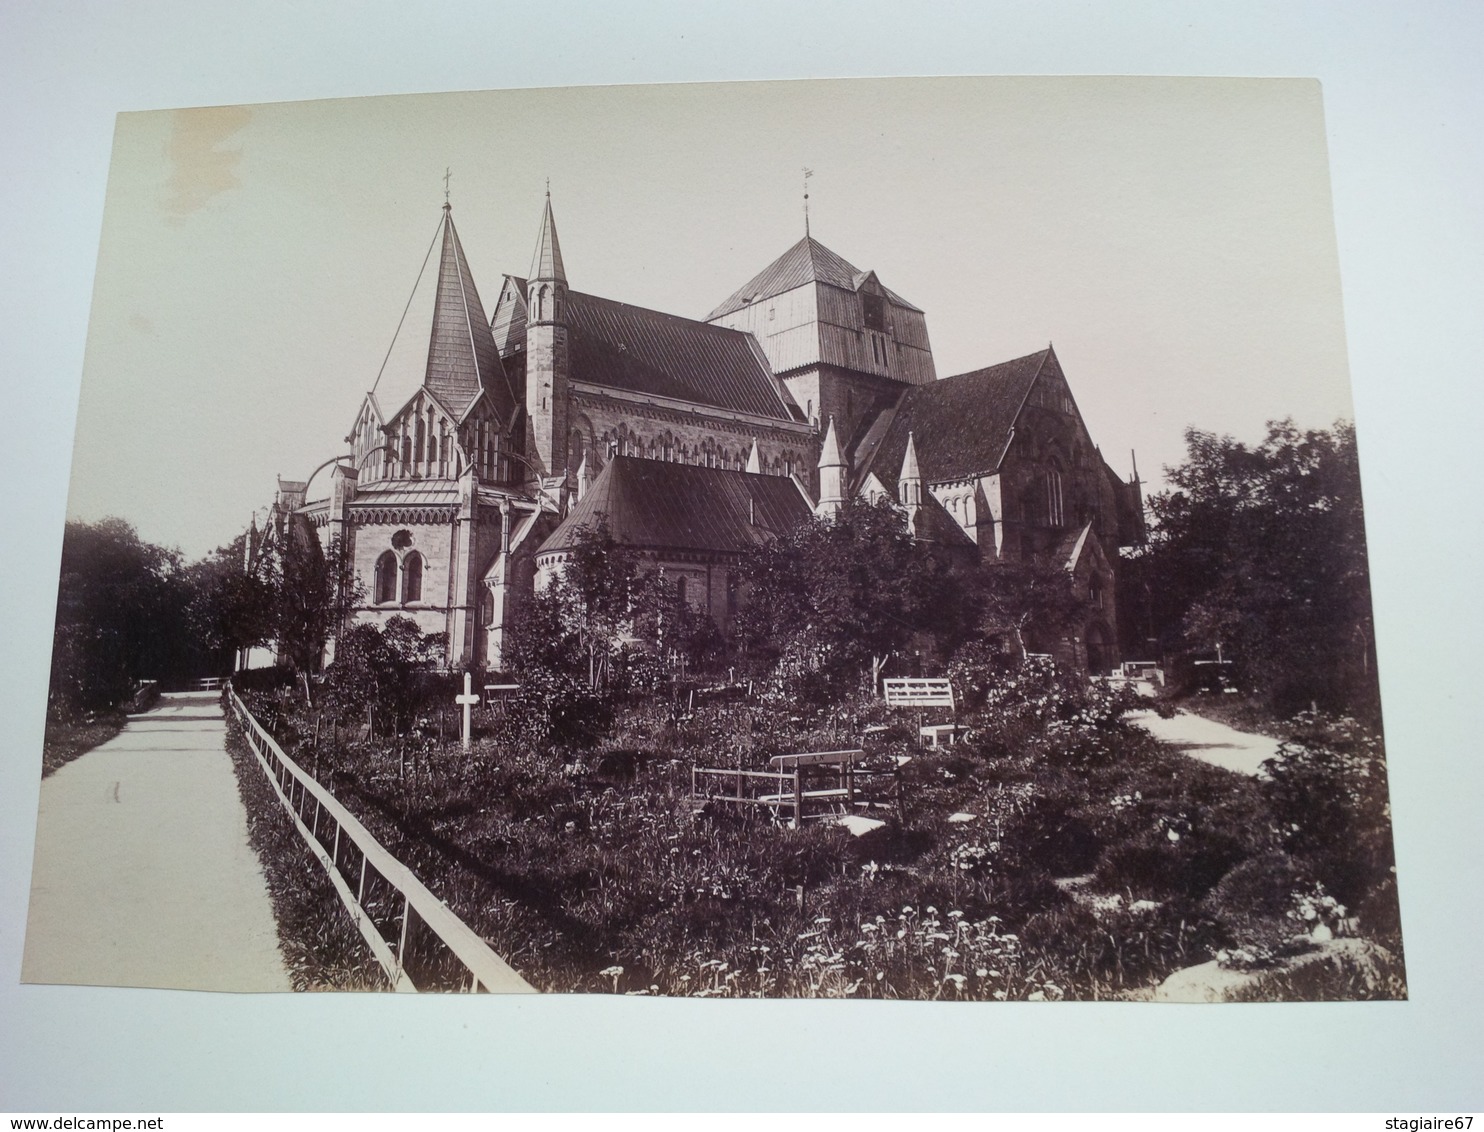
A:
[694,748,891,828]
[882,677,966,747]
[482,683,520,717]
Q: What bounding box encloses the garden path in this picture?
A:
[21,691,290,991]
[1126,708,1282,776]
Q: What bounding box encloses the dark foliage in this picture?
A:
[1143,420,1379,719]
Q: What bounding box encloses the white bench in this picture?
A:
[693,748,887,827]
[882,677,966,746]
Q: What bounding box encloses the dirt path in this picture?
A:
[1126,707,1283,776]
[22,691,290,991]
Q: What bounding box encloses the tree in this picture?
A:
[267,515,358,674]
[1144,420,1377,716]
[318,615,446,733]
[183,531,278,675]
[973,556,1088,662]
[735,498,971,695]
[47,519,186,716]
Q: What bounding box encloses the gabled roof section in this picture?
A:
[491,275,528,355]
[424,205,515,419]
[707,236,923,320]
[566,290,796,420]
[855,348,1054,486]
[538,456,813,556]
[912,491,978,550]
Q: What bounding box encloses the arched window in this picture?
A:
[1046,465,1065,527]
[374,551,398,604]
[676,576,688,607]
[401,553,423,604]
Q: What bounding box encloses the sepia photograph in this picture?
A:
[22,76,1402,1002]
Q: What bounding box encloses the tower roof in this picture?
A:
[818,416,843,469]
[898,430,921,484]
[373,204,514,424]
[529,193,567,284]
[707,235,922,320]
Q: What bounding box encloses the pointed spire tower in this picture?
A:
[898,430,922,535]
[745,438,762,475]
[525,189,570,480]
[816,416,846,516]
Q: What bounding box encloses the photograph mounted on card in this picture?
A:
[23,77,1402,1001]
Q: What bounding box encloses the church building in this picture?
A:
[271,191,1144,675]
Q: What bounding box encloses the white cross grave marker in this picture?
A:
[455,671,481,749]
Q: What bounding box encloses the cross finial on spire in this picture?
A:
[545,176,551,198]
[802,167,813,237]
[443,167,452,208]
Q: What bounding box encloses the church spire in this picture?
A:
[529,187,567,285]
[816,415,845,516]
[525,190,571,479]
[898,430,922,508]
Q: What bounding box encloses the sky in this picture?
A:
[68,76,1353,559]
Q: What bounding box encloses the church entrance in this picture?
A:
[1085,620,1114,676]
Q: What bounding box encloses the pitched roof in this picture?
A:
[566,290,795,420]
[372,206,516,426]
[707,236,922,320]
[538,456,813,556]
[529,195,566,283]
[910,491,978,550]
[424,206,514,417]
[855,348,1053,486]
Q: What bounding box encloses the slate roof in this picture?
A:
[566,290,795,420]
[529,194,566,283]
[911,492,977,550]
[538,456,813,556]
[708,236,923,320]
[855,348,1053,487]
[420,206,516,420]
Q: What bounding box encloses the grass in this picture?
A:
[221,716,386,991]
[41,713,126,778]
[231,663,1405,1000]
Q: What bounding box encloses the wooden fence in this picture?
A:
[226,686,534,994]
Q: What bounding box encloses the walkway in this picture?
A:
[22,691,290,991]
[1126,707,1283,776]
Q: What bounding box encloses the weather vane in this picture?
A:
[803,167,814,236]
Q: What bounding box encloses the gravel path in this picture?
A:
[1126,707,1283,776]
[22,692,290,991]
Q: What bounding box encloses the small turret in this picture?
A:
[816,416,845,516]
[525,189,570,479]
[745,438,762,475]
[898,430,922,535]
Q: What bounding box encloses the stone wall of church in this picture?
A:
[568,391,816,482]
[346,518,459,642]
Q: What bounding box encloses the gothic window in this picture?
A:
[400,435,412,476]
[402,553,423,604]
[415,416,425,466]
[374,551,398,604]
[1046,465,1065,527]
[677,576,688,606]
[1089,575,1104,609]
[480,588,495,626]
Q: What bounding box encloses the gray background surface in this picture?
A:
[1,0,1479,1111]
